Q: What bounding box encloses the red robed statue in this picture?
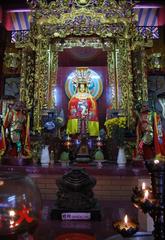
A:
[67,67,99,137]
[136,102,165,161]
[0,101,31,164]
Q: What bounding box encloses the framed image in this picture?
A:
[148,74,165,109]
[156,75,165,95]
[3,77,20,99]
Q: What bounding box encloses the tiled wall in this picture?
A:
[30,174,150,201]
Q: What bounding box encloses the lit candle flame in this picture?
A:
[10,220,14,225]
[144,189,149,200]
[154,159,159,165]
[124,214,128,226]
[67,135,70,141]
[9,210,16,217]
[0,180,4,186]
[9,219,15,228]
[142,182,146,190]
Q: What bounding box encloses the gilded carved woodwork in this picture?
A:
[16,0,152,131]
[141,50,148,102]
[117,40,134,126]
[20,50,27,103]
[34,0,136,39]
[20,49,35,110]
[48,45,58,109]
[107,44,117,109]
[33,39,49,131]
[148,53,165,71]
[132,50,148,109]
[55,37,105,50]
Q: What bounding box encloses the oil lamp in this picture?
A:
[113,214,138,237]
[0,172,42,238]
[64,135,72,149]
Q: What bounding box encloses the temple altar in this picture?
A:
[0,0,165,239]
[0,0,165,166]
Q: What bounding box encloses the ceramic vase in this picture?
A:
[41,145,50,167]
[117,147,126,168]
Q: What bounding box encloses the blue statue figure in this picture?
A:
[42,107,65,138]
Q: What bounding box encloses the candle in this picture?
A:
[154,159,159,164]
[9,220,14,229]
[0,180,4,186]
[97,136,101,141]
[9,209,16,217]
[142,182,146,190]
[64,135,72,149]
[9,209,16,229]
[144,189,149,200]
[113,213,138,237]
[124,214,128,227]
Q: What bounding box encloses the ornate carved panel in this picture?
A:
[16,0,152,131]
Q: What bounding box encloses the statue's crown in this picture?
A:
[73,67,91,85]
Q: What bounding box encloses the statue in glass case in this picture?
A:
[66,67,99,137]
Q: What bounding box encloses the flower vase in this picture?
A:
[41,145,50,167]
[117,147,126,168]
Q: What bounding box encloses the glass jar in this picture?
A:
[0,172,42,237]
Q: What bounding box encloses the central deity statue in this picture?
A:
[66,67,99,137]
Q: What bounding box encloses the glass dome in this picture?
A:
[0,172,42,237]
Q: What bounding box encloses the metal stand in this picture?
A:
[145,160,165,240]
[132,160,165,240]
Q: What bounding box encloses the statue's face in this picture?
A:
[79,83,86,93]
[141,102,149,112]
[13,101,27,111]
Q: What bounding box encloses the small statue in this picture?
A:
[155,97,165,131]
[0,115,5,159]
[43,107,65,138]
[136,102,165,160]
[0,101,31,164]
